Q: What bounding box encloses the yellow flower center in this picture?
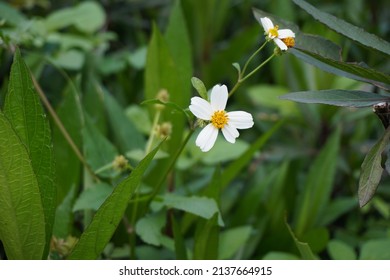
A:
[281,37,295,48]
[211,110,228,129]
[268,25,279,38]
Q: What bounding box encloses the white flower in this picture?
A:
[189,84,254,152]
[260,17,295,50]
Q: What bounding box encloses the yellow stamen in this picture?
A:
[211,110,228,129]
[281,37,295,48]
[268,25,279,38]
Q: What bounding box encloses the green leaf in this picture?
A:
[171,213,188,260]
[191,77,208,100]
[103,88,145,153]
[285,221,316,260]
[294,129,340,236]
[82,114,118,178]
[0,2,27,26]
[53,185,77,239]
[165,0,193,94]
[290,49,390,89]
[281,90,390,108]
[73,183,113,212]
[50,49,85,70]
[67,143,162,259]
[52,83,82,204]
[327,240,356,260]
[45,1,106,33]
[135,212,166,246]
[221,121,283,190]
[360,238,390,260]
[292,0,390,56]
[4,49,56,259]
[247,85,298,116]
[319,197,357,226]
[218,226,252,259]
[160,193,224,226]
[358,127,390,207]
[193,214,219,260]
[0,113,45,259]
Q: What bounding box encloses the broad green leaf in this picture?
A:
[0,2,27,26]
[50,49,85,70]
[301,227,329,253]
[360,238,390,260]
[327,240,356,260]
[82,114,118,178]
[290,48,390,89]
[144,23,187,187]
[52,82,82,204]
[67,143,161,259]
[318,197,357,226]
[45,1,105,33]
[193,214,219,260]
[53,185,77,239]
[358,127,390,207]
[0,113,45,259]
[103,87,145,153]
[191,77,208,100]
[125,105,152,135]
[221,121,283,190]
[292,0,390,56]
[281,90,390,108]
[247,85,299,116]
[294,129,340,236]
[218,226,252,259]
[4,49,56,259]
[135,212,166,246]
[73,183,112,212]
[165,0,193,94]
[201,138,249,164]
[286,221,316,260]
[160,193,224,226]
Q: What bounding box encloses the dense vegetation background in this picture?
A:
[0,0,389,260]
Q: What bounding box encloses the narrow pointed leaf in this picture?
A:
[68,143,162,259]
[286,220,316,260]
[4,49,56,259]
[292,0,390,56]
[281,90,390,108]
[358,127,390,207]
[0,113,45,259]
[290,49,390,89]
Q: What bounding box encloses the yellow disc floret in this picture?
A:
[281,37,295,48]
[211,110,228,129]
[268,25,279,38]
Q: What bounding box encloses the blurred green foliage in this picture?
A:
[0,0,390,260]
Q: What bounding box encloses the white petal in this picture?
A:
[195,124,218,152]
[210,84,228,111]
[222,124,239,143]
[227,111,254,129]
[278,29,295,39]
[260,17,274,32]
[274,38,288,50]
[189,96,213,120]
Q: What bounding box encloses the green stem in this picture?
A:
[145,110,161,154]
[240,52,276,83]
[228,52,276,97]
[241,40,268,76]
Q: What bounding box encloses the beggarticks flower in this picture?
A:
[260,17,295,50]
[189,84,254,152]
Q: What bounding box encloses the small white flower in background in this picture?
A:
[260,17,295,50]
[189,84,254,152]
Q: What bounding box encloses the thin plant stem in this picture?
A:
[241,40,268,76]
[240,52,276,83]
[31,74,99,181]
